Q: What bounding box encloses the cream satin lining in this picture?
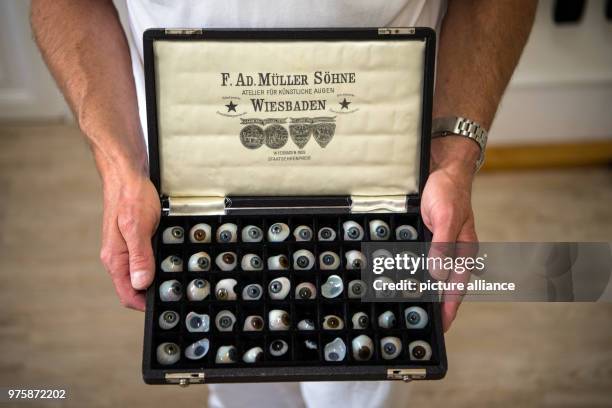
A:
[154,39,425,198]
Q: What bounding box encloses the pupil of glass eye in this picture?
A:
[413,346,425,358]
[359,316,368,327]
[190,317,202,328]
[376,226,387,237]
[384,343,396,354]
[408,312,420,324]
[297,256,309,267]
[299,288,311,299]
[328,352,339,361]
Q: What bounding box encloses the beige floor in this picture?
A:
[0,124,611,408]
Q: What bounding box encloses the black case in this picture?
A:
[142,27,446,385]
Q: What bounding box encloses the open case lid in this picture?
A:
[144,28,436,215]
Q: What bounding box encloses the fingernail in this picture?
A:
[131,270,149,290]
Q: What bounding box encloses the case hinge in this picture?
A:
[165,372,206,387]
[350,195,407,213]
[387,368,427,382]
[378,27,416,35]
[164,28,203,35]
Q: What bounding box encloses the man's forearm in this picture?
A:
[31,0,146,183]
[432,0,537,170]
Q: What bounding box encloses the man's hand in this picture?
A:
[99,172,160,311]
[421,136,479,332]
[31,0,156,310]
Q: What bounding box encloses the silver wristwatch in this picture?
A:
[431,116,488,172]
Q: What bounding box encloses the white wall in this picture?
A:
[490,0,612,145]
[0,0,71,121]
[1,0,611,145]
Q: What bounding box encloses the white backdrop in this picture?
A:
[0,0,611,145]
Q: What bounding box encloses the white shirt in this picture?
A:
[119,0,446,141]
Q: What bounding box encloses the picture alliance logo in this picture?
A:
[239,117,336,150]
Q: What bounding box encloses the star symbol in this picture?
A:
[339,98,351,110]
[225,100,238,112]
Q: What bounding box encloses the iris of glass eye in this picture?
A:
[217,288,228,299]
[197,257,209,268]
[170,256,181,265]
[299,229,311,240]
[320,229,332,239]
[271,340,284,351]
[222,253,235,264]
[194,279,206,288]
[348,227,360,238]
[359,316,368,327]
[327,317,340,328]
[279,256,289,268]
[170,282,181,294]
[412,345,426,359]
[384,343,396,354]
[399,230,410,239]
[407,311,420,325]
[296,256,309,268]
[165,343,178,355]
[189,316,202,329]
[376,226,388,237]
[250,257,262,268]
[352,259,362,268]
[219,316,232,329]
[171,228,183,238]
[322,255,334,265]
[247,286,260,298]
[194,229,206,241]
[358,346,371,360]
[194,345,206,356]
[269,282,281,293]
[250,317,263,330]
[249,228,261,238]
[163,311,176,323]
[298,287,312,299]
[219,231,232,242]
[352,283,363,294]
[271,224,282,234]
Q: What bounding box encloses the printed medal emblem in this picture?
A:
[312,123,336,148]
[289,124,312,149]
[264,124,289,149]
[240,125,265,149]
